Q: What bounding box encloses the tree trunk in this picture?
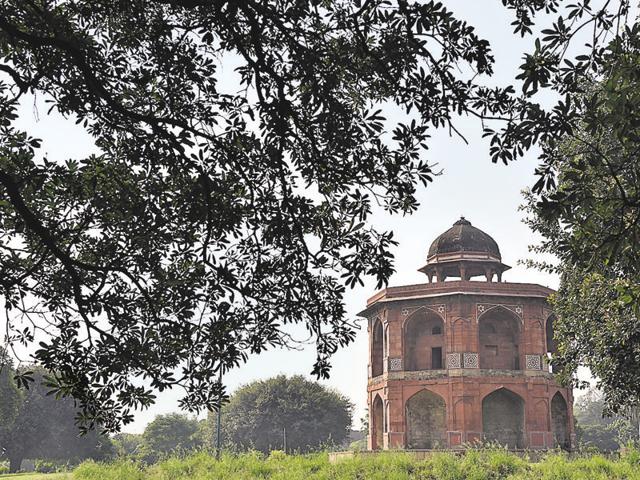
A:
[9,455,22,473]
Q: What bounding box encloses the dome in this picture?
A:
[419,217,510,282]
[427,217,501,259]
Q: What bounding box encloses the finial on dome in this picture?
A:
[454,216,471,226]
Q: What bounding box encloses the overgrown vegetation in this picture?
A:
[72,448,640,480]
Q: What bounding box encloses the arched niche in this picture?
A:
[478,307,521,370]
[405,389,447,449]
[482,388,525,448]
[372,318,384,377]
[551,392,570,450]
[372,394,384,450]
[404,309,445,371]
[546,315,557,373]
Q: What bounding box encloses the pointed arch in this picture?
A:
[546,314,557,373]
[546,315,557,354]
[404,308,445,371]
[405,389,447,449]
[482,388,525,448]
[372,318,384,377]
[551,391,570,450]
[372,394,384,450]
[534,399,550,431]
[478,307,521,370]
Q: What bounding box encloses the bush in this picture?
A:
[71,448,640,480]
[0,461,8,474]
[35,459,67,473]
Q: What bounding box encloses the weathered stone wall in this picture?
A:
[551,392,569,448]
[404,311,444,371]
[482,388,525,448]
[479,309,521,370]
[406,390,446,449]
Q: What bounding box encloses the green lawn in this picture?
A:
[0,474,71,480]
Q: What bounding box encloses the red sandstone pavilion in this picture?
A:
[360,218,574,451]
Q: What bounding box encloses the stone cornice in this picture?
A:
[359,281,554,317]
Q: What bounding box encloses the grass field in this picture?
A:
[68,448,640,480]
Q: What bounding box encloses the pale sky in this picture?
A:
[4,2,592,434]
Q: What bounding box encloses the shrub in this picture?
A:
[72,448,640,480]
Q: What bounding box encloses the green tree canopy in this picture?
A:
[574,388,640,451]
[111,433,143,458]
[0,0,635,431]
[141,414,202,461]
[213,375,352,453]
[0,349,22,460]
[524,37,640,412]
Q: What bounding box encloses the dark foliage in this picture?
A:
[0,0,633,431]
[524,12,640,413]
[0,366,114,473]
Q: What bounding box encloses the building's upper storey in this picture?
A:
[361,218,558,379]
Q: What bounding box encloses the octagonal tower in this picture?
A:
[361,218,574,450]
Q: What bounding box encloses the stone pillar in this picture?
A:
[484,267,493,282]
[460,264,467,281]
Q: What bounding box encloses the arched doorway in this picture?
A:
[546,315,557,373]
[372,319,384,377]
[479,308,521,370]
[404,310,445,371]
[551,392,570,449]
[405,389,446,449]
[482,388,525,448]
[372,395,384,450]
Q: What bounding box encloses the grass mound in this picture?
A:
[72,448,640,480]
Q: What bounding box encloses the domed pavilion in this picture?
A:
[360,218,574,450]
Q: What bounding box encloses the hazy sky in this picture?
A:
[5,2,587,433]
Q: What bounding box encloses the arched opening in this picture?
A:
[479,308,521,370]
[405,389,446,449]
[372,395,384,450]
[551,392,570,450]
[482,388,525,448]
[404,310,444,371]
[372,319,384,377]
[384,325,390,357]
[546,315,557,373]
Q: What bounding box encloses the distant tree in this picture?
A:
[0,0,635,432]
[112,433,143,458]
[0,350,22,463]
[215,375,352,453]
[359,407,369,436]
[0,367,113,473]
[574,387,640,451]
[141,414,201,461]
